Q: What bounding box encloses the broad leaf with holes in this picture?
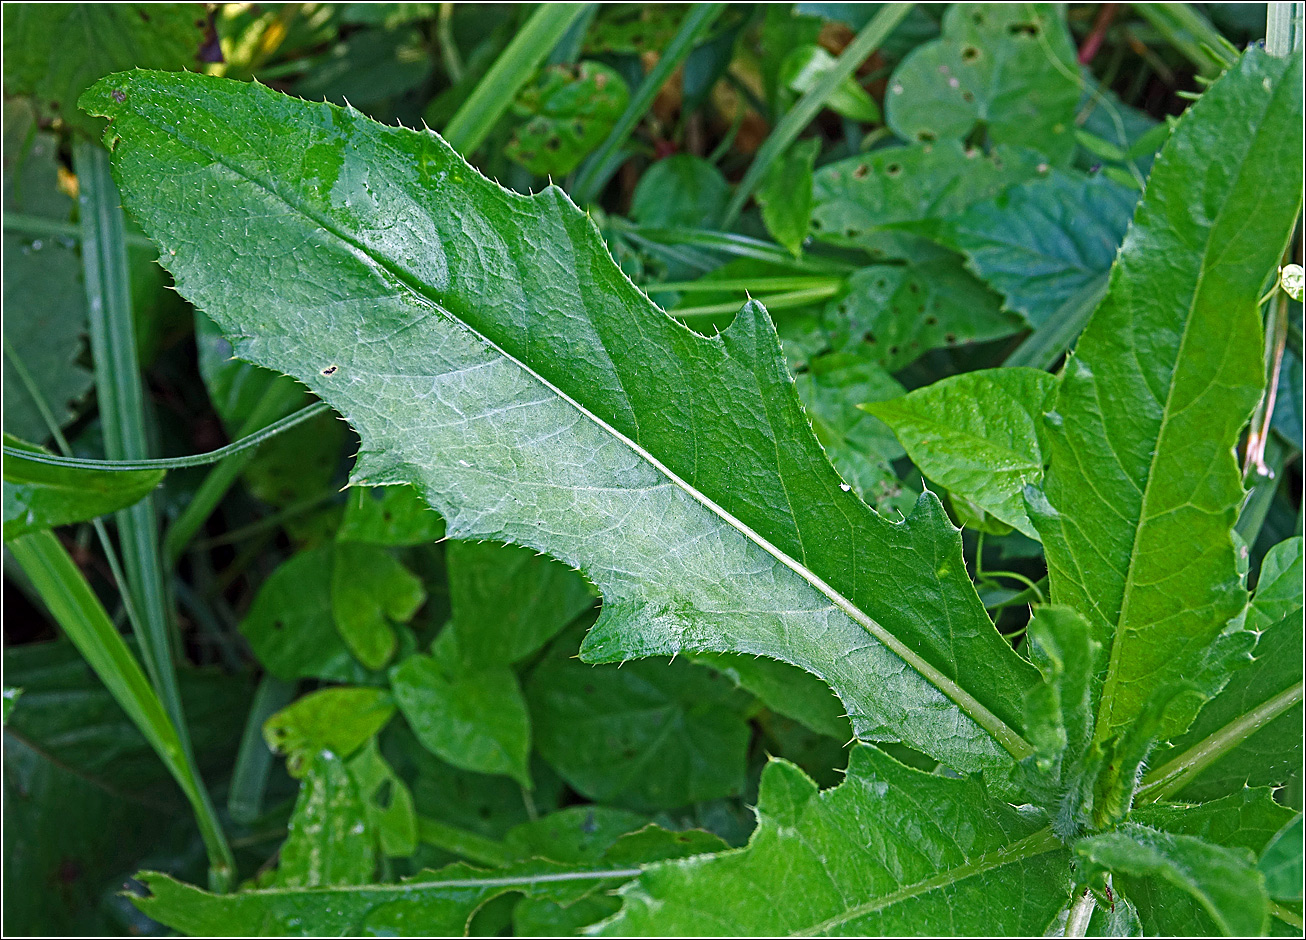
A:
[810,140,1046,259]
[884,3,1080,163]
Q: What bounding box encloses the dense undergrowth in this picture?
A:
[2,3,1303,937]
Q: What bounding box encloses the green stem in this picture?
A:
[1004,276,1110,370]
[571,3,727,204]
[1137,681,1304,802]
[163,380,304,563]
[1266,2,1305,56]
[981,570,1046,603]
[5,335,157,675]
[191,491,335,551]
[1243,256,1293,479]
[75,140,179,711]
[1132,3,1238,77]
[416,815,514,867]
[442,4,590,155]
[1063,888,1096,937]
[615,221,854,272]
[3,401,332,472]
[1236,436,1286,546]
[74,135,184,739]
[436,2,464,84]
[672,286,840,319]
[8,531,236,890]
[649,275,842,294]
[721,3,914,227]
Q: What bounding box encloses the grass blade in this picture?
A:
[75,140,180,714]
[7,530,236,890]
[721,3,915,228]
[1003,276,1110,370]
[1133,3,1240,77]
[571,3,727,204]
[73,139,234,890]
[441,3,591,155]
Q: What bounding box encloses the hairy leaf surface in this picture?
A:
[85,70,1040,774]
[1074,824,1268,937]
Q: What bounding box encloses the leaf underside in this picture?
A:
[83,71,1039,775]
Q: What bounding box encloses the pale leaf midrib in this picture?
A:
[790,826,1062,936]
[1137,680,1304,802]
[147,867,645,898]
[1092,80,1279,743]
[118,93,1033,762]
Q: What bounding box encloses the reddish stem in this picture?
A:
[1079,3,1120,65]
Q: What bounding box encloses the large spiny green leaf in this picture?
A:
[1026,49,1304,746]
[82,71,1038,775]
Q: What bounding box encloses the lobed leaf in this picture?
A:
[84,69,1041,776]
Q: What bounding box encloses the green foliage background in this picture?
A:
[2,3,1301,937]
